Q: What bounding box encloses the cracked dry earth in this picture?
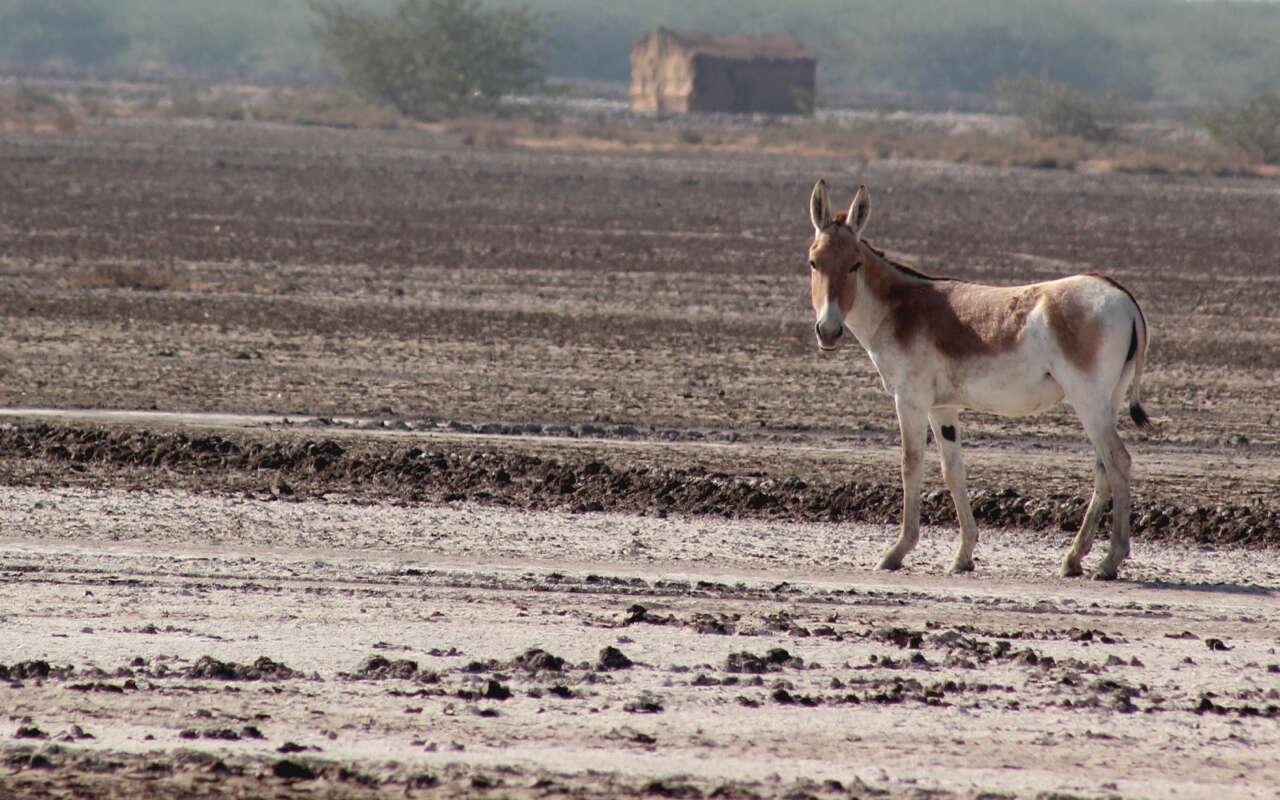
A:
[1,113,1279,798]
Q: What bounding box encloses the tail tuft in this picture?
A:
[1129,402,1151,429]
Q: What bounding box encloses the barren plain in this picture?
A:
[1,115,1279,799]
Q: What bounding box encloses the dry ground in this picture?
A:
[0,486,1280,798]
[1,116,1277,536]
[1,115,1279,798]
[0,488,1278,799]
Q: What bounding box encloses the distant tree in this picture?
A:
[996,75,1141,142]
[0,0,128,66]
[1198,92,1280,165]
[308,0,549,120]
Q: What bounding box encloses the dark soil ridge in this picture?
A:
[0,747,929,800]
[1,422,1275,548]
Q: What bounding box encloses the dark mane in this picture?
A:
[862,240,960,283]
[827,215,962,283]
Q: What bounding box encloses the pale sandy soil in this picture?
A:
[2,484,1278,799]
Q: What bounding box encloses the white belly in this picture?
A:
[935,358,1066,417]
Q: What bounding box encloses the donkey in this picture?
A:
[807,180,1150,580]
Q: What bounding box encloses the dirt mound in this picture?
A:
[511,648,568,672]
[341,655,438,683]
[725,648,798,674]
[0,661,76,681]
[183,656,297,681]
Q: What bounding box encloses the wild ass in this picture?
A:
[807,180,1150,580]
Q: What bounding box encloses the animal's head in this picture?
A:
[808,179,870,351]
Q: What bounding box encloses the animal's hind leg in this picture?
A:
[1075,409,1133,581]
[1061,457,1110,577]
[879,398,928,571]
[929,409,979,573]
[1094,430,1132,581]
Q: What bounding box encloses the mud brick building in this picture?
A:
[630,27,816,115]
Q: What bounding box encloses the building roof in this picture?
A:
[641,27,814,61]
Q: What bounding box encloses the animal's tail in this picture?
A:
[1125,308,1151,429]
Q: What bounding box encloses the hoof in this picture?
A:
[1092,568,1118,581]
[1061,559,1084,578]
[877,556,903,571]
[950,558,975,574]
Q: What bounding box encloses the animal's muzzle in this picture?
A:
[815,320,843,350]
[815,299,845,350]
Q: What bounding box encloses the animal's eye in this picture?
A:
[850,261,861,273]
[809,260,817,271]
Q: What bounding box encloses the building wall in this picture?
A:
[630,33,695,113]
[631,30,815,115]
[688,55,814,114]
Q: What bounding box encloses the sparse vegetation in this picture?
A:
[0,87,77,132]
[1198,92,1280,165]
[1,1,1279,110]
[10,79,1270,177]
[168,84,406,129]
[73,263,182,292]
[996,75,1142,142]
[307,0,549,119]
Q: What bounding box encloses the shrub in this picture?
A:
[1198,92,1280,165]
[996,75,1142,142]
[308,0,548,121]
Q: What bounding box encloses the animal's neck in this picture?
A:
[847,240,937,349]
[842,241,888,347]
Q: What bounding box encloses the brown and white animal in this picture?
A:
[807,180,1150,580]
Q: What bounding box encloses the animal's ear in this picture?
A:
[848,185,870,236]
[810,179,832,232]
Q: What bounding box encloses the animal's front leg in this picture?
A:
[929,409,979,573]
[878,398,928,571]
